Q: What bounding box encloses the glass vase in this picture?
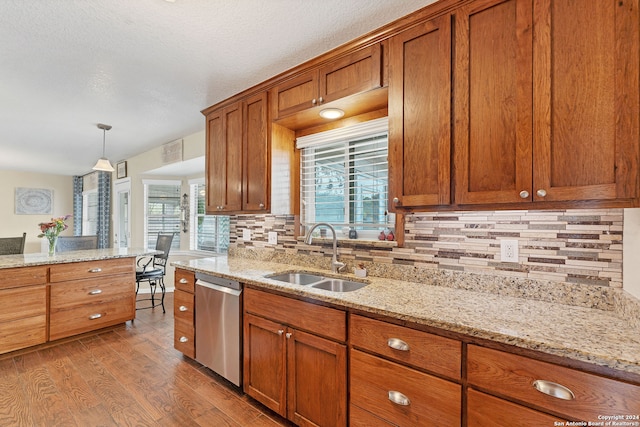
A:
[48,235,57,255]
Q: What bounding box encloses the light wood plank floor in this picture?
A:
[0,293,291,426]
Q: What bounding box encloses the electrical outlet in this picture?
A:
[243,228,251,241]
[268,231,278,245]
[500,239,519,263]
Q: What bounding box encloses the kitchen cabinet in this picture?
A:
[349,314,462,426]
[0,266,47,354]
[206,92,270,214]
[272,43,382,120]
[244,288,347,427]
[467,345,640,423]
[173,268,195,358]
[454,0,639,206]
[388,14,452,210]
[467,388,562,427]
[49,258,136,341]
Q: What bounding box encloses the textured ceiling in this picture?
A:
[0,0,437,176]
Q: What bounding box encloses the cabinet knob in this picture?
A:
[387,338,410,351]
[179,305,188,312]
[393,197,399,205]
[285,332,293,339]
[179,336,189,343]
[259,203,265,209]
[536,189,547,197]
[532,380,575,400]
[88,313,102,320]
[179,278,188,284]
[88,268,102,273]
[318,96,324,103]
[88,289,102,295]
[388,390,411,406]
[312,98,317,105]
[519,190,529,199]
[277,329,284,336]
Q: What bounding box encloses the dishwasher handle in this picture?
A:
[196,279,242,297]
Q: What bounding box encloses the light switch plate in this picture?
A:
[243,228,251,241]
[268,231,278,245]
[500,239,519,263]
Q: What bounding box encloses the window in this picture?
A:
[189,180,230,253]
[298,117,394,239]
[144,180,181,249]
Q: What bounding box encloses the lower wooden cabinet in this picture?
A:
[467,388,562,427]
[173,269,195,358]
[0,284,47,354]
[244,288,347,427]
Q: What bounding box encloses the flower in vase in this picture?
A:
[38,215,72,254]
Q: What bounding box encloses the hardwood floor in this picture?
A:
[0,293,291,426]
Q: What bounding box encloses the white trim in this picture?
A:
[141,179,181,185]
[188,177,205,185]
[295,116,388,149]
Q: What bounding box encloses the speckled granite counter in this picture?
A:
[172,256,640,377]
[0,247,156,269]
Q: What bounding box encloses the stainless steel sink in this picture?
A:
[310,279,367,292]
[266,272,326,286]
[266,271,368,292]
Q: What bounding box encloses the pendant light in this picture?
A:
[92,123,115,172]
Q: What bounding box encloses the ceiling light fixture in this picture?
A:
[319,108,345,120]
[92,123,115,172]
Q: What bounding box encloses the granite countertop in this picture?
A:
[0,247,157,269]
[172,256,640,377]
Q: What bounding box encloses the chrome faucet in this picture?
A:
[304,223,345,273]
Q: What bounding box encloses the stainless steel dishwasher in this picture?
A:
[195,272,242,387]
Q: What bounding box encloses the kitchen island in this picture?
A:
[173,255,640,425]
[0,248,155,355]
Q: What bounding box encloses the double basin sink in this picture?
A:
[266,271,368,292]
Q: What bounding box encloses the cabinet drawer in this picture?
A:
[49,296,134,341]
[350,404,396,427]
[0,266,47,290]
[350,314,461,379]
[174,289,194,323]
[50,258,135,282]
[0,314,47,354]
[245,288,346,342]
[350,349,461,426]
[0,285,46,323]
[467,345,640,421]
[50,274,133,310]
[467,388,563,427]
[175,269,195,293]
[174,318,195,359]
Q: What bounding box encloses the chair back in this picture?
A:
[0,232,26,255]
[56,235,99,253]
[152,232,175,270]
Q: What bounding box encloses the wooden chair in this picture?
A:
[135,232,175,313]
[0,232,26,255]
[55,235,99,252]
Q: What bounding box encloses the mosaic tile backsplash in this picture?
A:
[229,209,623,288]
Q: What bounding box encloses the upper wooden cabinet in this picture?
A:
[272,43,383,120]
[454,0,639,206]
[206,92,269,214]
[388,14,452,210]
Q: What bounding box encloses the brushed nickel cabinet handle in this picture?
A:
[277,329,284,335]
[312,98,317,105]
[536,189,547,197]
[285,332,293,339]
[532,380,575,400]
[179,278,188,284]
[179,336,188,343]
[89,268,102,273]
[393,197,399,204]
[259,203,265,209]
[387,338,410,351]
[88,289,103,295]
[388,390,411,406]
[318,96,324,103]
[88,313,102,320]
[179,305,188,312]
[519,190,530,199]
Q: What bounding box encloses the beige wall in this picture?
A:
[0,170,73,253]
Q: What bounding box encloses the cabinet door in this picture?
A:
[532,0,639,202]
[272,70,319,119]
[206,102,243,213]
[318,43,382,104]
[243,313,286,417]
[243,92,269,211]
[454,0,534,204]
[388,14,452,209]
[287,329,347,427]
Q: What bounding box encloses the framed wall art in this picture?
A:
[116,161,127,179]
[15,187,53,215]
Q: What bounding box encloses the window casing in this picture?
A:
[298,117,394,239]
[189,180,230,253]
[144,180,181,249]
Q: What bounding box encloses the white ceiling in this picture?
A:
[0,0,437,176]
